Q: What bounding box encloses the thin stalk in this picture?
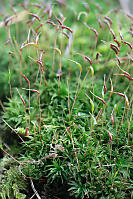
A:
[71,32,74,57]
[2,119,34,150]
[0,100,6,112]
[30,179,41,199]
[110,142,112,160]
[67,79,71,121]
[52,28,58,74]
[67,129,80,171]
[9,78,12,98]
[1,147,21,165]
[69,70,81,120]
[119,102,126,132]
[58,53,62,89]
[60,28,63,52]
[38,61,47,87]
[19,50,23,86]
[29,84,30,126]
[8,69,12,99]
[115,110,118,142]
[84,131,92,156]
[92,76,94,102]
[16,88,27,127]
[39,93,41,135]
[23,75,31,126]
[128,104,133,145]
[103,103,106,123]
[70,68,90,119]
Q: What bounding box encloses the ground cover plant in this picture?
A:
[0,0,133,198]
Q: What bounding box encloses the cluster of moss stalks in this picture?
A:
[0,0,132,198]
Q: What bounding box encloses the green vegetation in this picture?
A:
[0,0,133,198]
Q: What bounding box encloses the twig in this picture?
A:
[2,119,34,150]
[30,193,36,199]
[1,147,21,165]
[30,179,41,199]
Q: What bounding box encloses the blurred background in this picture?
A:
[0,0,133,15]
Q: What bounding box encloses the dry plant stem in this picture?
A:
[0,100,6,112]
[1,147,21,165]
[30,193,36,199]
[52,28,58,74]
[2,119,34,150]
[30,179,41,199]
